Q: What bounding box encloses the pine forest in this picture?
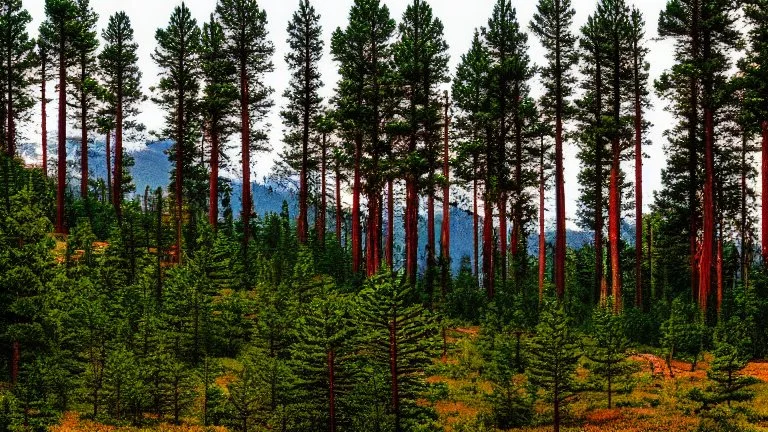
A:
[4,0,768,431]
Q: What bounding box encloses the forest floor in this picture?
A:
[49,326,768,432]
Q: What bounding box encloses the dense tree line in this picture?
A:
[2,0,768,430]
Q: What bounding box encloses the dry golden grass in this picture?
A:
[50,412,228,432]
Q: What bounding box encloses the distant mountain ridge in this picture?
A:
[18,139,636,271]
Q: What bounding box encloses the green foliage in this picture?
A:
[661,298,705,373]
[584,301,638,408]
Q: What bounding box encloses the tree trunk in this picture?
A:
[352,134,362,273]
[483,193,494,298]
[240,68,251,245]
[6,74,15,157]
[106,130,112,205]
[115,86,124,218]
[716,222,723,316]
[539,137,546,304]
[427,186,435,293]
[762,120,768,264]
[405,174,418,285]
[80,59,88,199]
[699,108,714,315]
[56,36,66,234]
[498,193,508,285]
[318,132,327,245]
[440,96,450,297]
[554,36,567,299]
[689,0,701,302]
[389,318,399,432]
[335,163,342,245]
[209,123,219,228]
[634,48,644,310]
[473,172,479,277]
[41,57,48,176]
[387,180,394,269]
[741,131,749,288]
[175,74,185,265]
[609,137,621,313]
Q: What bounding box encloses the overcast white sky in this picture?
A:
[20,0,676,225]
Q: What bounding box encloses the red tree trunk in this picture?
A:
[440,99,450,296]
[428,188,436,283]
[318,132,327,245]
[240,69,251,244]
[336,164,342,245]
[7,87,15,157]
[634,48,644,310]
[80,76,88,199]
[498,194,508,285]
[762,120,768,263]
[114,90,124,218]
[387,180,393,269]
[699,109,715,314]
[609,138,621,313]
[175,86,184,265]
[56,43,66,234]
[554,111,566,298]
[389,318,399,432]
[366,191,381,277]
[689,0,701,302]
[483,194,494,298]
[716,226,723,316]
[539,138,546,303]
[473,174,479,277]
[41,60,47,176]
[352,135,362,273]
[405,177,418,285]
[209,124,219,228]
[106,130,111,204]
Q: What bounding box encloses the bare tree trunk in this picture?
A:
[387,180,393,269]
[352,135,362,273]
[41,57,48,176]
[336,163,342,245]
[240,68,251,245]
[209,124,219,228]
[318,132,327,244]
[539,137,546,303]
[699,108,714,315]
[609,137,621,313]
[483,193,494,298]
[634,49,644,309]
[56,37,66,234]
[440,96,450,297]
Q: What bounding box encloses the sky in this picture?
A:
[20,0,677,228]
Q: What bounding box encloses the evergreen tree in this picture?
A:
[39,0,80,233]
[527,302,580,432]
[200,14,237,229]
[356,270,438,431]
[152,3,202,265]
[741,0,768,264]
[452,30,490,283]
[281,0,323,245]
[392,0,449,288]
[584,300,636,408]
[291,278,355,431]
[98,11,143,218]
[660,298,704,375]
[530,0,578,298]
[216,0,275,245]
[330,0,396,276]
[68,0,98,199]
[0,0,36,157]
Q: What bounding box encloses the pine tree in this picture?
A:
[200,14,237,229]
[331,0,396,276]
[527,302,580,432]
[629,7,650,309]
[291,278,355,432]
[392,0,449,289]
[0,0,36,157]
[530,0,578,299]
[152,3,202,266]
[39,0,80,233]
[484,0,535,292]
[741,0,768,264]
[99,11,143,218]
[356,270,438,431]
[38,39,51,176]
[281,0,323,246]
[576,12,609,304]
[216,0,275,245]
[68,0,98,199]
[690,317,757,409]
[584,300,636,408]
[452,30,490,284]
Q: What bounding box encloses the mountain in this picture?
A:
[19,139,636,272]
